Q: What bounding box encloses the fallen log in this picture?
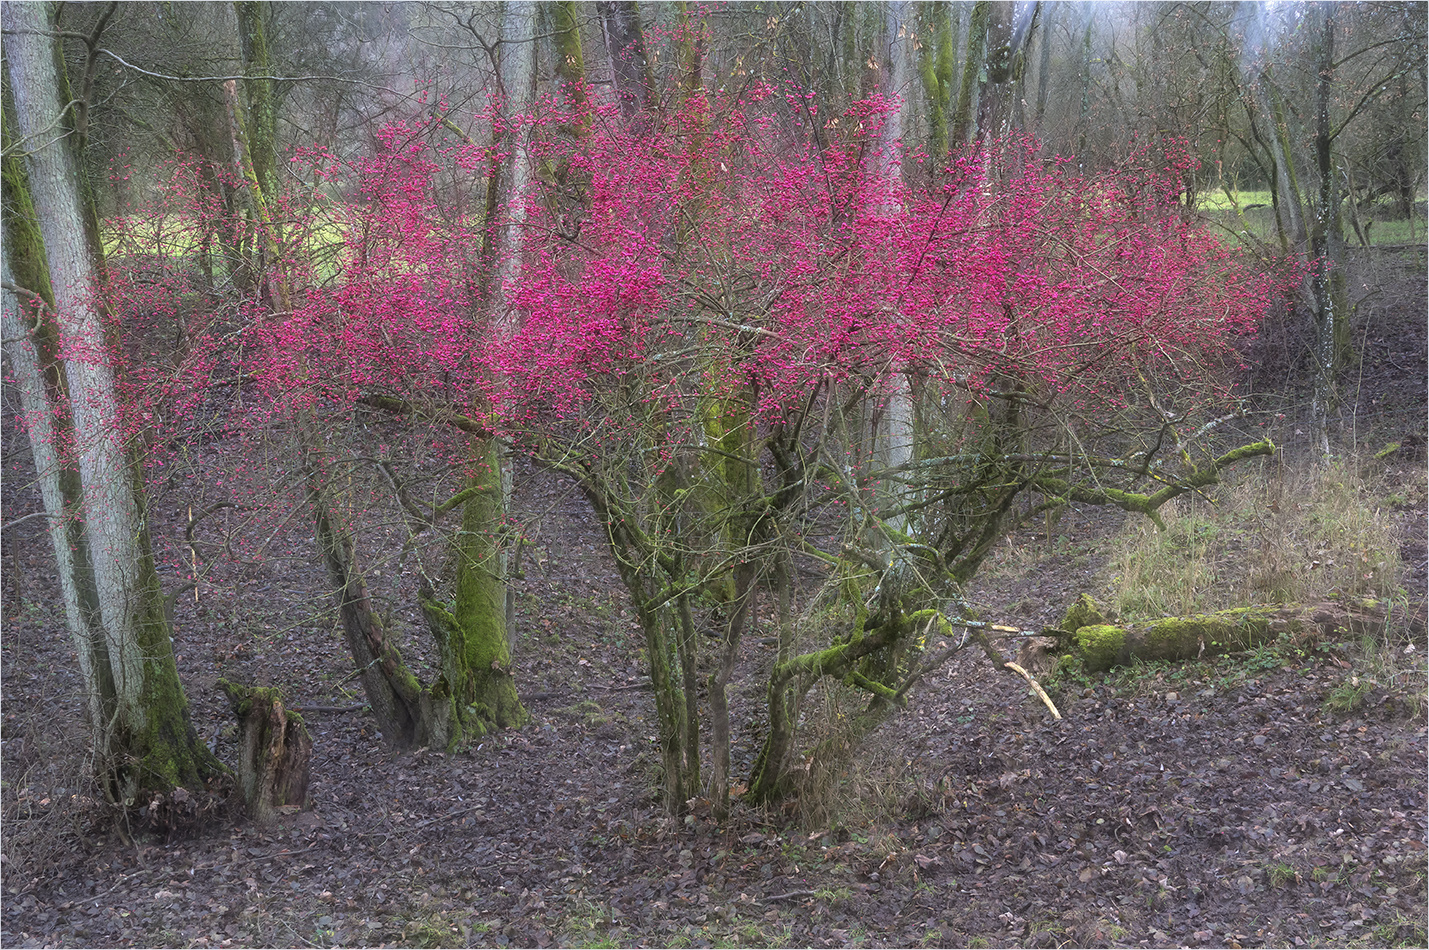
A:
[219,680,313,824]
[1051,596,1387,673]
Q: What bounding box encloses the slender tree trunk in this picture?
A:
[877,2,916,541]
[748,551,796,804]
[918,2,955,162]
[1035,1,1054,125]
[552,0,588,114]
[1308,4,1347,458]
[1,174,109,741]
[1251,74,1307,250]
[709,561,755,820]
[235,1,278,198]
[1076,13,1093,158]
[307,452,424,747]
[3,0,222,803]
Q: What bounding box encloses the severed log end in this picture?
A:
[218,680,313,825]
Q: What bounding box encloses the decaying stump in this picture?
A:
[219,680,313,824]
[1051,595,1388,673]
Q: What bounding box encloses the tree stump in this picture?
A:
[218,681,313,824]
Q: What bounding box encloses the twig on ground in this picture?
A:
[587,679,651,692]
[290,703,368,714]
[1004,662,1062,720]
[409,802,487,831]
[759,889,819,904]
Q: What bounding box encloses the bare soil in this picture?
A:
[2,248,1425,948]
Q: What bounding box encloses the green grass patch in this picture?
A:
[1196,188,1426,251]
[1360,216,1426,246]
[1197,189,1275,212]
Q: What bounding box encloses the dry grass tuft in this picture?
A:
[1109,454,1406,619]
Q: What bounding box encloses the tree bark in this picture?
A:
[551,0,588,115]
[3,0,223,804]
[234,1,278,199]
[598,0,655,128]
[307,455,424,747]
[1307,4,1348,458]
[917,2,955,161]
[951,0,991,148]
[2,108,111,737]
[748,552,797,805]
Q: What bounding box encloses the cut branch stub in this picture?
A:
[219,680,313,824]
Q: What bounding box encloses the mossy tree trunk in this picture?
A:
[3,0,224,804]
[1306,3,1349,457]
[951,0,991,148]
[747,585,933,805]
[917,2,956,162]
[417,438,528,748]
[234,1,278,197]
[701,381,763,818]
[2,105,108,735]
[747,552,800,806]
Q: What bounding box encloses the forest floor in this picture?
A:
[2,246,1426,949]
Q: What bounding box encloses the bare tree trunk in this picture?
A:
[307,454,424,747]
[551,0,588,114]
[1035,1,1054,125]
[952,1,991,148]
[1,216,108,741]
[3,0,222,804]
[917,2,956,161]
[975,1,1037,145]
[1254,76,1307,250]
[709,562,755,820]
[598,0,656,128]
[877,2,916,540]
[1308,4,1346,458]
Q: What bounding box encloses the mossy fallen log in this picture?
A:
[1052,597,1387,673]
[219,680,313,824]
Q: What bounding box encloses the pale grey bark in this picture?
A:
[877,2,916,541]
[0,254,106,737]
[494,0,536,323]
[494,0,537,637]
[5,0,219,801]
[5,0,149,724]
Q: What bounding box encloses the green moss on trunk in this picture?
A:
[1060,598,1385,673]
[1071,610,1274,672]
[418,439,527,750]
